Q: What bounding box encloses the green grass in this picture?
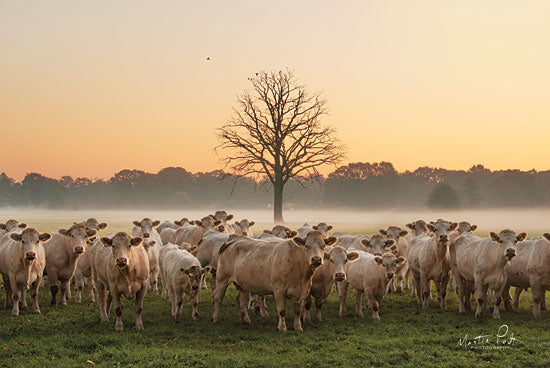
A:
[1,218,549,367]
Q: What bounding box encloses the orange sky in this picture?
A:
[1,1,549,181]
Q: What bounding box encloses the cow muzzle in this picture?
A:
[311,256,322,267]
[439,235,448,243]
[506,248,516,260]
[25,252,36,261]
[335,272,346,282]
[143,233,150,238]
[75,246,84,254]
[386,272,394,279]
[116,258,128,267]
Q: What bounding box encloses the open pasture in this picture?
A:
[1,209,550,367]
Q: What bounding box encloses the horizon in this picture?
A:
[2,0,550,180]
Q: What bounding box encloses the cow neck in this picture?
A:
[430,238,448,262]
[64,237,80,263]
[294,244,316,281]
[19,256,34,289]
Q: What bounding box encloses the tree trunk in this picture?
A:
[273,180,284,224]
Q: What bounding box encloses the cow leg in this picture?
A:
[438,274,449,310]
[65,277,72,300]
[512,287,522,310]
[3,274,12,308]
[273,290,288,332]
[75,272,84,303]
[314,297,325,322]
[135,286,146,330]
[541,292,547,311]
[60,280,69,305]
[303,294,312,323]
[209,269,217,293]
[368,294,381,322]
[258,296,269,318]
[20,288,28,311]
[212,277,230,324]
[237,290,251,325]
[493,284,506,319]
[354,289,364,318]
[454,272,467,313]
[87,276,96,303]
[404,268,410,290]
[113,292,124,332]
[200,273,208,290]
[502,284,513,312]
[385,280,393,303]
[448,273,456,293]
[96,283,108,321]
[9,274,20,317]
[337,281,348,317]
[48,270,59,306]
[169,284,178,319]
[31,277,42,314]
[293,301,304,332]
[190,291,200,321]
[150,268,159,294]
[530,279,544,317]
[475,282,489,318]
[420,273,430,309]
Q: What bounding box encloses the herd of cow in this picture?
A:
[0,211,549,332]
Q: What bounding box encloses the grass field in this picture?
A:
[1,211,550,367]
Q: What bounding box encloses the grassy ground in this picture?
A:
[1,217,549,367]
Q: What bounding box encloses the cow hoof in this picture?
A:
[34,309,41,314]
[115,323,124,332]
[135,323,143,331]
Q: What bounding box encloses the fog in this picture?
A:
[1,207,549,235]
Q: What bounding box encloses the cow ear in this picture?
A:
[86,229,97,238]
[39,233,51,242]
[374,256,383,265]
[399,230,408,237]
[0,224,6,230]
[59,229,70,236]
[133,221,141,227]
[379,229,387,236]
[99,223,108,229]
[149,240,156,247]
[10,233,22,241]
[544,233,550,242]
[396,256,405,265]
[19,223,27,229]
[203,266,212,275]
[471,225,477,231]
[449,222,458,231]
[226,214,233,221]
[214,220,222,226]
[429,221,435,225]
[312,225,318,230]
[361,239,370,247]
[288,231,298,238]
[131,237,143,246]
[323,252,331,260]
[153,220,160,227]
[327,225,333,231]
[516,232,527,242]
[195,220,202,227]
[427,224,435,232]
[189,245,198,254]
[235,221,240,227]
[324,236,338,246]
[174,221,182,226]
[189,220,195,225]
[249,221,255,227]
[389,244,397,252]
[263,230,272,234]
[490,232,500,242]
[101,237,113,247]
[293,237,306,246]
[385,239,395,247]
[347,252,359,261]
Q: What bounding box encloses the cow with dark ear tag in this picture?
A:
[338,249,405,322]
[0,228,50,316]
[0,219,27,239]
[304,246,359,323]
[90,232,149,332]
[213,231,337,332]
[230,219,255,236]
[212,210,234,233]
[450,228,526,319]
[44,223,97,306]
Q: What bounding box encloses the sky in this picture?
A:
[1,0,549,181]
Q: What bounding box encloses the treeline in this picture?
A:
[1,163,549,209]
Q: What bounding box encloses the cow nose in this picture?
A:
[374,252,382,256]
[335,272,345,281]
[242,231,248,236]
[75,246,84,254]
[116,257,127,266]
[25,252,36,260]
[192,285,199,291]
[311,256,322,265]
[387,272,394,279]
[143,233,150,238]
[506,248,516,259]
[439,235,448,242]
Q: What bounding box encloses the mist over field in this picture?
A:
[1,207,548,235]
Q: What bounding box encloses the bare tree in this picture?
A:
[216,70,346,223]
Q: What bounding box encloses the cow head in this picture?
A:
[361,235,396,256]
[59,223,96,255]
[312,223,333,237]
[323,246,359,282]
[174,218,190,226]
[292,230,337,268]
[141,238,156,251]
[489,229,527,261]
[10,228,50,263]
[101,232,142,268]
[379,226,408,244]
[180,264,211,293]
[406,220,429,236]
[457,221,477,235]
[373,252,406,280]
[270,225,297,239]
[234,219,255,236]
[132,218,160,238]
[427,221,458,246]
[212,210,233,225]
[194,216,221,232]
[1,219,27,232]
[85,218,108,231]
[178,243,198,255]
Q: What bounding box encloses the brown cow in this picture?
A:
[44,223,97,306]
[213,231,337,331]
[90,232,149,331]
[0,228,50,316]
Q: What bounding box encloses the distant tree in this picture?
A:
[427,182,461,209]
[216,70,346,222]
